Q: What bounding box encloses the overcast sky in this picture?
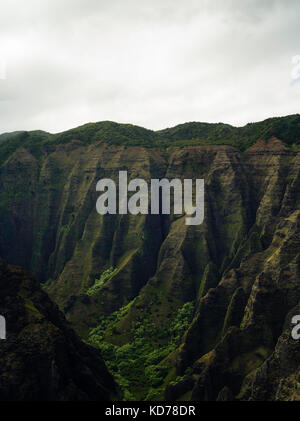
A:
[0,0,300,134]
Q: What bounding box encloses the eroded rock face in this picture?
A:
[240,310,300,401]
[0,259,119,401]
[0,122,300,400]
[166,149,300,400]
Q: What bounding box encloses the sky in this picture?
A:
[0,0,300,134]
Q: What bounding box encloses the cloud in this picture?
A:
[291,55,300,83]
[0,0,300,133]
[0,59,6,80]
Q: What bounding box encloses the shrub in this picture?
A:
[87,267,118,295]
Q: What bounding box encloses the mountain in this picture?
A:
[0,130,52,143]
[0,259,119,401]
[0,115,299,400]
[0,131,24,143]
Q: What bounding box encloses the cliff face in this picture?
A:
[0,259,118,401]
[0,119,299,400]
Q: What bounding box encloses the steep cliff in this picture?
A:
[0,259,119,401]
[0,116,299,400]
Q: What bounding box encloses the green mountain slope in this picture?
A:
[0,115,299,400]
[0,131,24,143]
[1,113,300,166]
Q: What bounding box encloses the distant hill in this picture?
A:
[1,114,300,166]
[0,131,24,142]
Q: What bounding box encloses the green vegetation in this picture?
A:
[157,114,300,151]
[0,130,51,166]
[1,114,300,401]
[1,114,300,167]
[87,301,195,400]
[0,131,24,143]
[87,267,118,296]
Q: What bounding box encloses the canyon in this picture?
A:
[0,116,299,400]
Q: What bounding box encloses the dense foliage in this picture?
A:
[87,267,118,296]
[87,301,195,400]
[1,114,300,167]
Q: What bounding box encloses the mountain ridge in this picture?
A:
[0,114,299,400]
[0,113,300,168]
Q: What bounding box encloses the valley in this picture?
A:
[0,116,299,400]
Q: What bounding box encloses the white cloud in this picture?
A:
[291,55,300,83]
[0,0,300,133]
[0,58,6,80]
